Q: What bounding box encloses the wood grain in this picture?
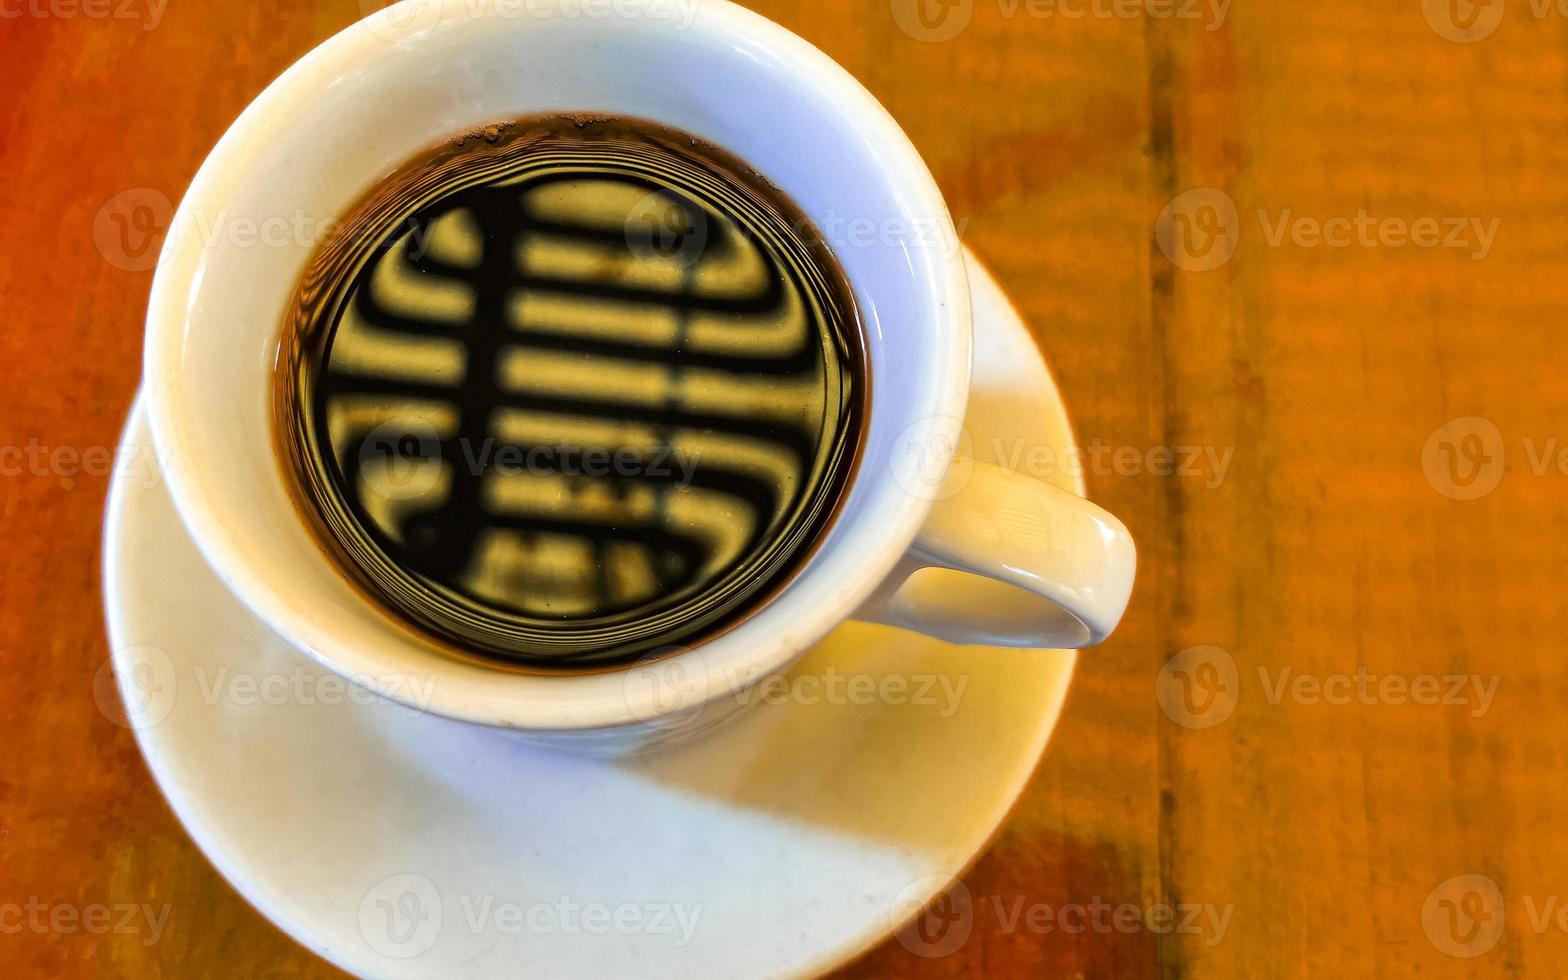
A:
[1,0,1560,975]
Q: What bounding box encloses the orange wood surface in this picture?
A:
[2,0,1561,975]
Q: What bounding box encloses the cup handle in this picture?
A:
[856,456,1136,648]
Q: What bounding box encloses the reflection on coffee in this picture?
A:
[275,115,866,669]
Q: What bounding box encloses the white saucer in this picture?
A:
[103,247,1082,978]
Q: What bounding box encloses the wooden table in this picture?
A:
[3,0,1559,975]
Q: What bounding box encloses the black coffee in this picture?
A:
[275,115,865,669]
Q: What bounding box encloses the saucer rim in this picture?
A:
[102,246,1084,978]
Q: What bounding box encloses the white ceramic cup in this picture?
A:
[142,0,1136,748]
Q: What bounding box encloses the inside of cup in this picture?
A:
[145,1,967,728]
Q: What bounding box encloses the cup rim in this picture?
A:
[142,0,971,730]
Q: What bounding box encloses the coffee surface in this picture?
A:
[276,115,864,669]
